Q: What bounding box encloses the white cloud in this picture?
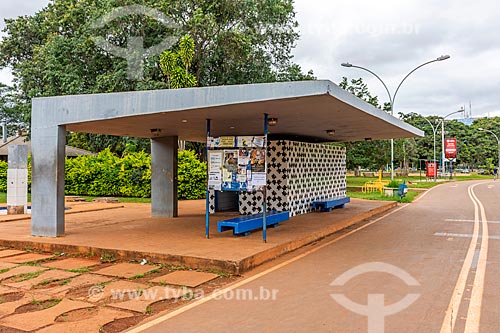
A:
[293,0,500,118]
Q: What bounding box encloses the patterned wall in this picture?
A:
[241,140,346,216]
[209,140,346,216]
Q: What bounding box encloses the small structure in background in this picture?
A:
[7,145,28,215]
[0,133,94,161]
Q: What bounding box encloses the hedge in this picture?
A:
[0,149,206,199]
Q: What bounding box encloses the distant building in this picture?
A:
[0,134,94,162]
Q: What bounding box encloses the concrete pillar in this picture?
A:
[31,125,66,237]
[151,136,178,217]
[7,145,28,214]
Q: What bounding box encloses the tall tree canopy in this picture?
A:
[0,0,313,153]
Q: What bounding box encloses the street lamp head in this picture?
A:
[341,62,353,67]
[437,55,451,61]
[478,128,484,131]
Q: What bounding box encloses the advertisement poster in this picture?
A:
[207,137,221,148]
[250,149,266,172]
[426,162,437,178]
[208,151,223,172]
[208,171,222,190]
[252,172,267,186]
[237,136,255,147]
[220,136,235,148]
[445,138,457,159]
[238,149,250,166]
[223,150,238,172]
[252,136,265,148]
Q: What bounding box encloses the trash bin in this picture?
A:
[398,183,408,198]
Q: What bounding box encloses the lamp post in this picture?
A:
[478,128,500,170]
[420,116,438,181]
[439,109,464,177]
[341,55,450,180]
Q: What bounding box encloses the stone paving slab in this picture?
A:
[0,262,17,270]
[41,273,112,297]
[0,291,52,317]
[4,270,79,290]
[3,253,54,264]
[93,263,159,279]
[42,258,100,271]
[37,307,133,333]
[82,280,149,303]
[0,250,26,258]
[0,285,17,296]
[150,271,219,287]
[108,285,190,313]
[0,299,94,331]
[0,265,48,281]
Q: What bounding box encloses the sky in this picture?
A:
[1,0,500,118]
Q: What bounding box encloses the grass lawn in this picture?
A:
[346,174,492,202]
[348,190,419,203]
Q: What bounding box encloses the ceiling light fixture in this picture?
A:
[150,128,162,137]
[268,118,278,126]
[181,119,188,123]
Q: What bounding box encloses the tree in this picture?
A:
[0,83,25,136]
[160,35,197,88]
[0,0,312,154]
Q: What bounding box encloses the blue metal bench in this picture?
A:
[312,197,350,212]
[217,211,290,236]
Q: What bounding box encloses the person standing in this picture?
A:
[494,167,498,181]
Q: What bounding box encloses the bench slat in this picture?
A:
[312,197,350,212]
[217,211,290,236]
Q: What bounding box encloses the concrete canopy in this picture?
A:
[30,80,423,238]
[32,80,423,142]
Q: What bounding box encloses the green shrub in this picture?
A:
[2,149,207,200]
[64,149,205,199]
[0,161,7,192]
[178,150,207,200]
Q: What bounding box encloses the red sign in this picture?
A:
[426,162,437,178]
[445,138,457,159]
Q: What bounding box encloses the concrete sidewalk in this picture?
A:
[0,199,396,274]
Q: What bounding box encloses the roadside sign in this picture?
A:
[445,138,457,159]
[426,161,437,178]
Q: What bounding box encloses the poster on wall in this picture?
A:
[208,151,223,171]
[223,150,238,172]
[252,172,267,186]
[220,136,236,147]
[207,135,267,192]
[250,149,266,172]
[237,136,254,148]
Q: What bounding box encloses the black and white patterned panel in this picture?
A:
[238,140,289,215]
[287,142,346,216]
[208,189,216,214]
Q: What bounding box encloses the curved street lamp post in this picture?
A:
[341,55,450,180]
[478,128,500,170]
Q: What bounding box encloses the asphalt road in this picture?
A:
[130,180,499,333]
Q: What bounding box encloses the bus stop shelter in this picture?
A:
[30,80,423,237]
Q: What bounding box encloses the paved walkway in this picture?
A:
[0,199,394,274]
[0,250,227,332]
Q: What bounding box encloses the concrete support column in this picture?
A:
[7,145,29,214]
[151,136,178,217]
[31,125,66,237]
